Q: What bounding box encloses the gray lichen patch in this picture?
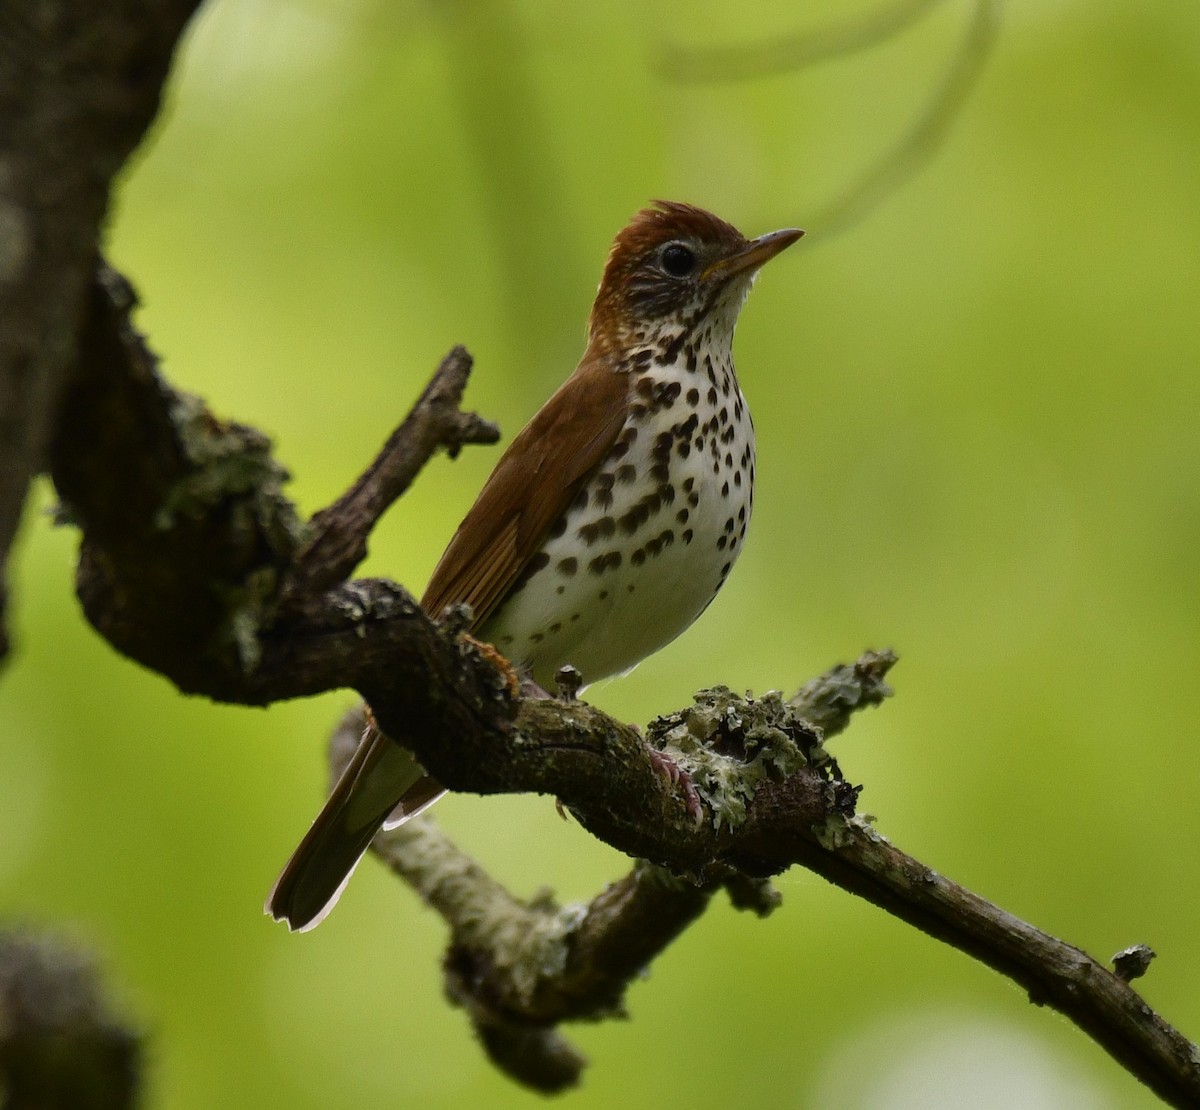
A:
[646,686,826,831]
[157,392,307,668]
[157,391,305,557]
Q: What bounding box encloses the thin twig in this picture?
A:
[281,346,499,601]
[809,0,1002,239]
[659,0,945,83]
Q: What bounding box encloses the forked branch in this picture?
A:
[42,266,1200,1105]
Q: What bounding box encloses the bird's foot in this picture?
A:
[647,747,705,827]
[554,664,584,702]
[520,675,553,699]
[462,634,523,700]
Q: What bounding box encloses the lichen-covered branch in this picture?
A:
[35,267,1200,1104]
[360,653,1199,1104]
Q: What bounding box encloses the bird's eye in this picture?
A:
[660,243,696,278]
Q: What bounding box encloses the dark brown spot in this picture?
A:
[721,480,729,496]
[682,529,694,544]
[717,536,727,550]
[577,516,616,543]
[617,490,664,533]
[549,517,568,539]
[734,471,742,487]
[593,472,616,509]
[707,386,718,406]
[588,551,622,575]
[644,529,675,557]
[677,509,689,524]
[686,387,700,405]
[531,632,544,643]
[631,548,646,566]
[572,488,589,512]
[558,557,578,576]
[724,517,735,533]
[682,477,695,493]
[616,463,637,483]
[656,381,682,409]
[549,622,562,634]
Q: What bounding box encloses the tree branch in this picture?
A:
[0,0,202,664]
[281,345,500,603]
[0,928,141,1110]
[364,652,1198,1103]
[41,266,1200,1104]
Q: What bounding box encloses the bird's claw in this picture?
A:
[647,747,705,827]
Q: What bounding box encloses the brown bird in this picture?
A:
[267,201,802,930]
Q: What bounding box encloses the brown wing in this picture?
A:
[421,350,630,629]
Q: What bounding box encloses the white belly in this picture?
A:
[481,354,754,689]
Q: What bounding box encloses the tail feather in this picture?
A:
[266,730,446,931]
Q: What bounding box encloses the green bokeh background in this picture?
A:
[4,1,1199,1107]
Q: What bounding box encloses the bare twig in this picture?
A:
[281,346,500,601]
[778,818,1200,1108]
[809,0,1002,239]
[659,0,1002,242]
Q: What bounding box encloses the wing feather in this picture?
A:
[422,352,630,628]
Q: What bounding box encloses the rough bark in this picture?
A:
[0,0,202,664]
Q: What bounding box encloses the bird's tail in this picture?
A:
[266,729,445,931]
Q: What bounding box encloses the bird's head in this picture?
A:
[587,200,802,353]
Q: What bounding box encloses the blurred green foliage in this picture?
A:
[3,1,1199,1106]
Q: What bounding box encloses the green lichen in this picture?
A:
[646,687,826,832]
[158,392,307,670]
[157,392,305,557]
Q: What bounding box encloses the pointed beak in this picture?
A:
[704,227,804,281]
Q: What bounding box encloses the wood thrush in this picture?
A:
[268,201,802,930]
